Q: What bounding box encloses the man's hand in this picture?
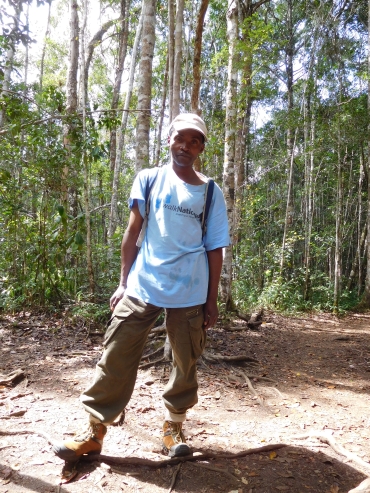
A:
[110,285,126,311]
[203,298,218,329]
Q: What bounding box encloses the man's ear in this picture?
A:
[198,143,205,154]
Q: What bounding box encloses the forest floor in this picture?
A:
[1,310,370,493]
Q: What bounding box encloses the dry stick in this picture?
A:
[235,370,270,410]
[187,462,240,484]
[0,369,25,385]
[168,463,182,493]
[0,428,54,446]
[202,353,259,364]
[80,444,286,468]
[142,345,165,361]
[291,433,370,475]
[139,357,170,370]
[246,375,278,384]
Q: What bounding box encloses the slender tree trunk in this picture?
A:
[280,0,295,273]
[107,12,143,254]
[109,0,129,173]
[363,0,370,306]
[154,53,169,168]
[62,0,80,209]
[168,0,175,123]
[39,0,52,91]
[220,0,238,310]
[172,0,185,118]
[79,0,94,295]
[0,0,22,128]
[191,0,209,172]
[135,0,156,172]
[82,18,117,108]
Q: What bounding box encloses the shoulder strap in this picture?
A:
[144,167,160,217]
[201,179,214,238]
[136,167,160,248]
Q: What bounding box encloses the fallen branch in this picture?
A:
[0,370,25,386]
[202,352,259,364]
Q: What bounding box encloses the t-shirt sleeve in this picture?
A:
[203,184,230,251]
[128,169,150,218]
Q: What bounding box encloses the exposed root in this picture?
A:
[291,432,370,475]
[80,443,286,468]
[168,463,182,493]
[187,461,240,484]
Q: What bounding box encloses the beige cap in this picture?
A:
[170,113,208,141]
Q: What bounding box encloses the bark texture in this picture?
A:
[135,0,156,171]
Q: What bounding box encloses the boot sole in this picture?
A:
[52,443,101,461]
[168,443,192,458]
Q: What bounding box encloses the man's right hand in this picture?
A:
[110,285,126,311]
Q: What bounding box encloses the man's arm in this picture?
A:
[203,247,223,329]
[110,201,144,311]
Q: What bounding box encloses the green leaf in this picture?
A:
[74,231,84,245]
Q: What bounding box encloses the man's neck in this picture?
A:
[172,162,205,185]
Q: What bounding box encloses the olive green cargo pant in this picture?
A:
[81,295,206,425]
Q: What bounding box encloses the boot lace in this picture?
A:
[169,422,184,444]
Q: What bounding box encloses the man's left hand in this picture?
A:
[203,299,218,329]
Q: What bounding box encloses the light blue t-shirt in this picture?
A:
[125,164,230,308]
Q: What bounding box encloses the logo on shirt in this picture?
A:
[163,203,201,219]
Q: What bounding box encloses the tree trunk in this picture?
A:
[363,0,370,306]
[0,0,22,128]
[280,0,295,273]
[190,0,209,172]
[168,0,175,123]
[135,0,156,172]
[172,0,185,118]
[62,0,80,208]
[39,0,52,91]
[80,0,94,295]
[154,53,169,168]
[109,0,129,173]
[107,11,143,254]
[220,0,238,311]
[82,18,117,109]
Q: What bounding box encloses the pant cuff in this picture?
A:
[89,414,111,426]
[164,410,186,423]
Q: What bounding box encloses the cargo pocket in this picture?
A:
[188,313,206,359]
[103,297,134,348]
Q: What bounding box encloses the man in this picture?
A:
[53,113,230,463]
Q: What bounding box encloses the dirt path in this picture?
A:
[1,311,370,492]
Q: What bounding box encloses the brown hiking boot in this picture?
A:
[53,422,107,461]
[162,421,191,457]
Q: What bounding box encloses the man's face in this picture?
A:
[168,128,205,169]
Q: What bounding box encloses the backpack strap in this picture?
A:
[136,167,159,248]
[200,179,214,238]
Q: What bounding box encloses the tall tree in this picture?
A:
[172,0,185,117]
[135,0,156,171]
[220,0,238,310]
